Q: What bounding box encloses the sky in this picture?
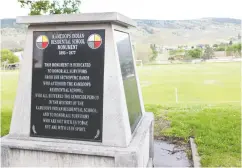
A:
[0,0,241,20]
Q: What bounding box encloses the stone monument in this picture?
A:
[1,12,154,167]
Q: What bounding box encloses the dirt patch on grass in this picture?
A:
[154,114,170,137]
[153,110,188,146]
[155,136,186,145]
[152,108,193,165]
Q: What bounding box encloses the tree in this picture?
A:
[215,46,225,51]
[213,44,218,48]
[149,44,158,62]
[168,56,175,63]
[0,49,19,64]
[229,40,233,45]
[226,45,234,56]
[202,45,214,60]
[185,48,202,59]
[168,57,175,60]
[234,43,241,56]
[18,0,81,15]
[226,43,241,56]
[169,49,185,56]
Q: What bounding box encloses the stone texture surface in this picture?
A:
[9,23,134,148]
[190,137,201,167]
[17,12,136,27]
[2,15,154,167]
[1,113,154,167]
[3,148,114,167]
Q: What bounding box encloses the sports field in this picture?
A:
[138,62,241,167]
[1,62,241,167]
[138,62,241,105]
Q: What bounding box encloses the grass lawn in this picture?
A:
[138,62,241,167]
[1,71,19,136]
[1,62,241,167]
[145,103,241,167]
[138,62,240,104]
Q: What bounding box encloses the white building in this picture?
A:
[14,51,23,61]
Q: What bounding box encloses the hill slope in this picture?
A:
[0,18,241,49]
[132,18,240,46]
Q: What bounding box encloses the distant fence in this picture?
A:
[143,57,242,65]
[1,63,20,71]
[206,57,242,63]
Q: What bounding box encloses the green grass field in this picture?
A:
[138,62,241,167]
[1,71,19,136]
[138,62,241,104]
[1,62,241,167]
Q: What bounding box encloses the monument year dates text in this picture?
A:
[30,30,105,142]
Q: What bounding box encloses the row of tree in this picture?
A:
[188,46,214,59]
[225,43,241,56]
[169,42,241,61]
[213,42,241,53]
[169,45,215,60]
[134,44,218,63]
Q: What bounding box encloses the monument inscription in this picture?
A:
[30,30,105,142]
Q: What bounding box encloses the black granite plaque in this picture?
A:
[114,30,142,132]
[30,30,105,142]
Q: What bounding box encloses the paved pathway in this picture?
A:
[154,140,192,167]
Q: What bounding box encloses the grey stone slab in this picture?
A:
[190,137,201,167]
[16,12,136,27]
[9,23,133,148]
[1,113,154,167]
[3,13,154,167]
[154,140,191,167]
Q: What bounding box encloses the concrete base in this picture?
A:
[1,113,154,167]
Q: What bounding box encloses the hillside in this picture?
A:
[132,18,241,45]
[0,17,241,49]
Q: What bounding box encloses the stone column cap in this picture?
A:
[16,12,136,28]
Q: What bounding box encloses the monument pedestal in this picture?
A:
[2,113,154,167]
[1,12,154,167]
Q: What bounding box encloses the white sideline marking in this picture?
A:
[173,101,240,103]
[154,101,240,104]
